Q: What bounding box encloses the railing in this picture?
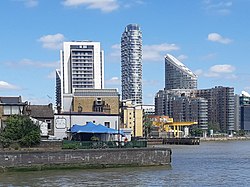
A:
[62,140,147,149]
[163,137,200,145]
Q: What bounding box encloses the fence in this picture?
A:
[62,140,147,149]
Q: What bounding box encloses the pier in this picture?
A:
[163,138,200,145]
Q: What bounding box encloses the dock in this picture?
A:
[163,138,200,145]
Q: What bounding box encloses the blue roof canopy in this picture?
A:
[70,122,123,134]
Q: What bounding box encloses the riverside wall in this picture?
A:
[200,136,250,141]
[0,148,171,172]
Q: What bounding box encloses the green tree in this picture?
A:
[208,122,221,133]
[190,126,203,137]
[237,130,245,136]
[143,116,153,138]
[0,115,41,148]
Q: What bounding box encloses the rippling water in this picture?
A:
[0,140,250,187]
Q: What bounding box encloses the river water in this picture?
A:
[0,140,250,187]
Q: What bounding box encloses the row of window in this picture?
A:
[3,106,22,115]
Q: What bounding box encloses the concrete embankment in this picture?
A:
[0,148,172,172]
[200,136,250,141]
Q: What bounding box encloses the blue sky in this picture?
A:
[0,0,250,105]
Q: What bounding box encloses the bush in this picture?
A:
[0,115,41,148]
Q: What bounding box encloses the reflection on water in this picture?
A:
[0,141,250,187]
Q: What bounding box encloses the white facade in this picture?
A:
[30,117,48,137]
[121,24,142,105]
[60,41,104,110]
[54,114,119,139]
[137,104,155,115]
[165,54,197,90]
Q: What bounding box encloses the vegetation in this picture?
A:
[208,122,221,133]
[236,130,245,136]
[90,136,100,141]
[0,115,41,148]
[143,116,153,138]
[190,126,203,137]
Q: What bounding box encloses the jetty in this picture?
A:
[148,138,200,145]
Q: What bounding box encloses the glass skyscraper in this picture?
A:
[121,24,142,105]
[165,54,197,90]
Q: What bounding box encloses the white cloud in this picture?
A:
[194,69,203,76]
[24,0,38,7]
[123,0,145,9]
[203,0,232,15]
[14,0,38,7]
[198,64,236,79]
[6,59,59,69]
[210,64,235,73]
[105,77,120,85]
[207,33,232,44]
[110,44,120,57]
[143,43,179,62]
[38,33,65,50]
[0,81,19,90]
[63,0,119,13]
[108,43,179,63]
[177,54,188,61]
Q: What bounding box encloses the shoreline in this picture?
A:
[200,136,250,141]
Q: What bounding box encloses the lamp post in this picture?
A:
[117,120,121,148]
[133,109,136,138]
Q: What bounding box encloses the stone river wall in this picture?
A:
[0,148,172,172]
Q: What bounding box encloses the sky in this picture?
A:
[0,0,250,105]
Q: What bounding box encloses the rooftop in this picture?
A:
[165,54,197,78]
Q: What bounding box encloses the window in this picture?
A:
[3,106,11,115]
[104,122,110,128]
[45,119,52,130]
[12,106,19,114]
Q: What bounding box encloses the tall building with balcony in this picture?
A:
[234,94,240,131]
[239,91,250,131]
[55,69,61,108]
[155,54,235,135]
[196,86,235,133]
[155,89,208,132]
[57,41,104,110]
[165,54,197,90]
[121,24,142,105]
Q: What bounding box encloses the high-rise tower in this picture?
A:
[61,41,104,93]
[165,54,197,90]
[121,24,142,105]
[57,41,104,110]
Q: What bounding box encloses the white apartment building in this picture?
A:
[121,24,143,105]
[57,41,104,111]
